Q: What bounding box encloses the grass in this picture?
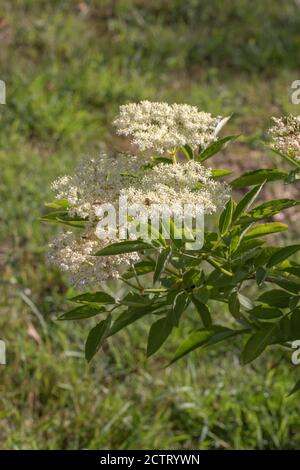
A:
[1,0,300,449]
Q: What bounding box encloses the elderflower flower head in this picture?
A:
[47,230,139,290]
[114,101,223,154]
[51,152,145,218]
[269,115,300,161]
[121,161,230,215]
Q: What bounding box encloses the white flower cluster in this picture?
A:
[269,115,300,161]
[122,161,230,215]
[48,153,144,289]
[51,153,143,218]
[114,101,222,154]
[47,102,230,290]
[47,230,139,290]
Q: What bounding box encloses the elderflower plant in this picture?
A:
[43,103,300,397]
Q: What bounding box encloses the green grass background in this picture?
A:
[1,0,300,449]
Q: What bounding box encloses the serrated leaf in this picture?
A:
[191,296,212,327]
[69,292,115,304]
[238,292,254,310]
[171,292,190,326]
[241,324,277,365]
[269,146,300,169]
[256,267,267,286]
[153,248,171,283]
[228,291,240,317]
[199,135,238,161]
[59,305,106,321]
[121,292,151,307]
[147,317,173,357]
[239,199,299,224]
[181,144,194,160]
[268,276,300,294]
[108,304,163,337]
[211,169,233,178]
[249,306,282,319]
[231,169,287,189]
[232,182,265,223]
[85,314,112,362]
[123,260,156,279]
[243,222,288,240]
[219,199,234,235]
[96,240,153,256]
[257,289,292,308]
[170,326,240,364]
[267,244,300,268]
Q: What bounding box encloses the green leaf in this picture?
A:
[207,257,233,276]
[290,296,300,310]
[228,291,240,318]
[85,314,112,362]
[211,169,233,179]
[268,276,300,294]
[108,304,162,337]
[199,135,238,162]
[257,289,292,308]
[153,248,171,284]
[249,306,282,319]
[231,169,287,189]
[181,144,194,160]
[286,168,300,183]
[256,267,267,286]
[238,293,254,310]
[59,305,106,321]
[191,296,212,327]
[123,260,156,279]
[239,199,300,224]
[121,292,151,307]
[147,317,173,357]
[267,244,300,268]
[45,199,70,209]
[232,239,265,257]
[69,292,115,304]
[241,324,277,365]
[219,199,234,235]
[232,182,265,223]
[40,211,86,228]
[243,222,288,240]
[182,269,201,289]
[269,146,300,169]
[96,240,153,256]
[288,379,300,397]
[171,292,190,326]
[170,326,240,364]
[152,156,173,165]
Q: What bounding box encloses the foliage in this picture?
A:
[44,119,300,396]
[2,0,300,450]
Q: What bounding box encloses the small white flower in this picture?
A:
[121,161,230,215]
[269,115,300,160]
[114,101,223,154]
[47,230,139,290]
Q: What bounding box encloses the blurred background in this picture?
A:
[1,0,300,449]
